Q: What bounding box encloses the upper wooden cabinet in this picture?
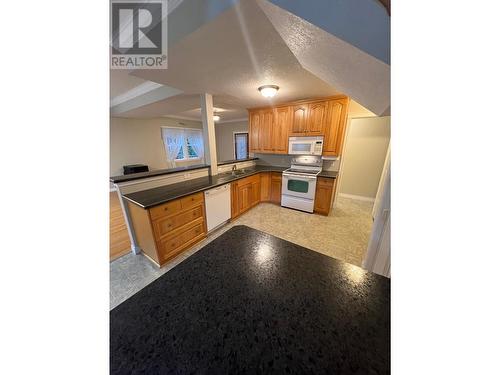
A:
[248,96,349,157]
[273,107,290,154]
[249,107,290,154]
[259,109,274,152]
[322,98,349,157]
[307,101,329,135]
[291,104,309,134]
[249,111,261,152]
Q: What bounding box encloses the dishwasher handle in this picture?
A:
[205,184,229,196]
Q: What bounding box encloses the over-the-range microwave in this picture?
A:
[288,136,324,155]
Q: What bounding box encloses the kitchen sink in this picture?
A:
[220,169,246,178]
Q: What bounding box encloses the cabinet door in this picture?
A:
[314,178,335,215]
[307,101,328,135]
[260,172,271,201]
[238,183,252,213]
[259,109,274,152]
[273,107,290,153]
[250,180,261,207]
[323,99,348,156]
[290,104,309,134]
[270,173,282,204]
[249,110,261,152]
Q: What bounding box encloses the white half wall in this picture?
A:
[110,117,203,176]
[339,116,390,198]
[215,121,249,162]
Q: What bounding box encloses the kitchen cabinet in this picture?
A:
[290,104,309,134]
[322,98,349,157]
[314,177,336,216]
[270,172,282,204]
[273,107,290,153]
[248,96,349,156]
[260,172,271,201]
[307,101,329,135]
[249,108,289,154]
[127,192,207,267]
[259,109,274,152]
[231,174,261,218]
[249,110,261,152]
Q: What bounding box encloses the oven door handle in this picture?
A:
[283,173,317,180]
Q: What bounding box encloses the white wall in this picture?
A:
[339,116,390,198]
[214,120,249,162]
[110,117,203,176]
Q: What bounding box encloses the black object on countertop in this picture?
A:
[110,225,390,374]
[110,164,210,184]
[123,164,149,175]
[122,165,288,208]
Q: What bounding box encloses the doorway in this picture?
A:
[234,132,249,160]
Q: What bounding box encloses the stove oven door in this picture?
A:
[281,173,317,200]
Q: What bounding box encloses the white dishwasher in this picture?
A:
[204,184,231,232]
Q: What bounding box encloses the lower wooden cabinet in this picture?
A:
[314,177,336,216]
[231,174,261,219]
[127,192,207,267]
[270,172,282,204]
[126,172,337,267]
[260,172,271,201]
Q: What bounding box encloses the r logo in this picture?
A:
[111,2,162,55]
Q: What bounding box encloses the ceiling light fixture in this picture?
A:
[213,113,221,122]
[258,85,279,98]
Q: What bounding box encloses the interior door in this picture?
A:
[290,104,309,134]
[307,101,328,135]
[273,107,290,153]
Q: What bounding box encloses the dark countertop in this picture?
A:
[217,157,259,166]
[318,170,338,179]
[110,164,209,184]
[123,165,287,208]
[110,225,390,374]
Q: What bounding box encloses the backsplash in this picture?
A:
[254,153,341,172]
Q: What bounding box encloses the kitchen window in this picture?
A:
[161,127,205,167]
[234,132,249,160]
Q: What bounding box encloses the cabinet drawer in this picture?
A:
[239,174,260,186]
[158,218,205,261]
[180,192,204,210]
[149,199,182,220]
[153,205,204,239]
[317,177,334,187]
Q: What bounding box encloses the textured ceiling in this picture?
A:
[111,0,387,120]
[119,0,340,119]
[256,0,390,115]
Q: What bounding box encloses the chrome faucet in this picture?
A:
[232,165,236,172]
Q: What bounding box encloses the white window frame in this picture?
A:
[161,126,203,162]
[233,131,249,160]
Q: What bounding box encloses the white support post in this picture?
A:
[200,93,218,176]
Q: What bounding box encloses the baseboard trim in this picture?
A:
[338,193,375,202]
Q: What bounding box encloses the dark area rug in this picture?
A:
[111,225,390,374]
